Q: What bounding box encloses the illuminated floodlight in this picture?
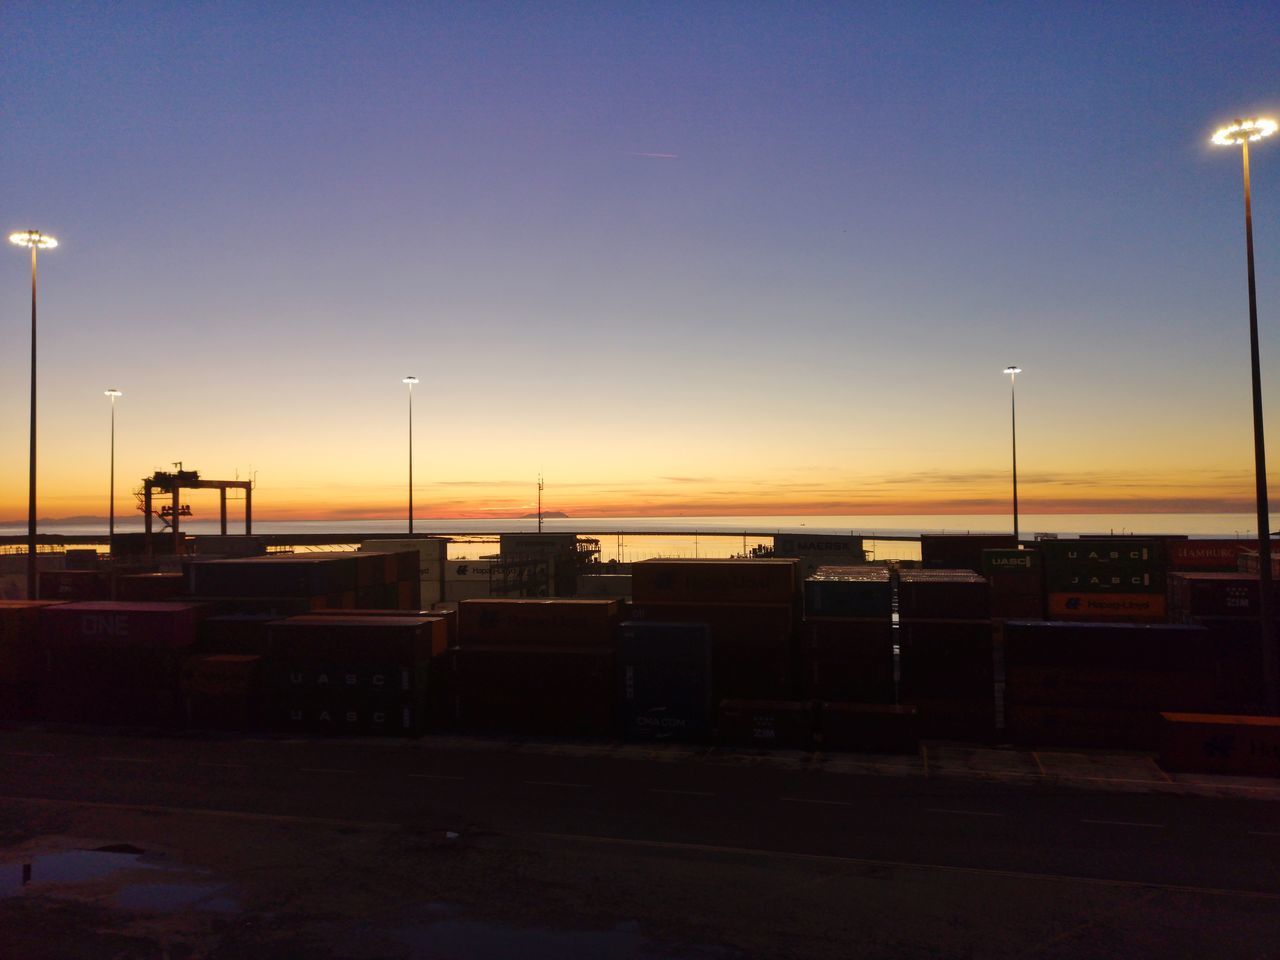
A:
[9,230,57,249]
[1211,118,1278,146]
[1003,365,1021,376]
[104,389,123,398]
[402,376,419,385]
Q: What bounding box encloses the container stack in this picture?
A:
[360,538,448,607]
[266,615,443,736]
[981,549,1044,619]
[717,699,816,750]
[1167,572,1271,712]
[629,559,800,702]
[180,654,263,728]
[453,599,620,735]
[617,621,713,741]
[185,551,420,611]
[1003,620,1214,749]
[803,567,894,704]
[920,535,1016,571]
[0,600,64,723]
[116,573,186,602]
[37,601,209,724]
[38,570,112,602]
[897,570,994,739]
[1041,538,1169,623]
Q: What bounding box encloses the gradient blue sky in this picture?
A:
[3,2,1279,521]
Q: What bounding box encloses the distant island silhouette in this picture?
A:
[522,511,569,519]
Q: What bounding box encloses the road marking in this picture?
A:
[523,780,590,788]
[1247,830,1280,837]
[198,762,249,769]
[927,808,1005,818]
[100,757,152,764]
[782,797,854,807]
[1081,819,1163,829]
[536,832,1280,901]
[0,793,400,830]
[1031,751,1046,777]
[299,767,356,775]
[409,773,465,781]
[1,752,56,758]
[921,744,930,778]
[649,788,715,797]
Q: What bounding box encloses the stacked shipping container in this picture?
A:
[1004,620,1215,749]
[1040,539,1169,622]
[897,570,994,739]
[266,615,443,736]
[452,599,620,735]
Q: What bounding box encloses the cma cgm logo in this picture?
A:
[80,614,128,636]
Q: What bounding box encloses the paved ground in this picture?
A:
[1,728,1278,958]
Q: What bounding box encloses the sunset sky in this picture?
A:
[2,2,1279,522]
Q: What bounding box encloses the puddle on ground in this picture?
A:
[113,881,241,913]
[2,845,241,914]
[388,917,738,959]
[0,849,162,897]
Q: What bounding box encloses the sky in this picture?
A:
[2,1,1279,522]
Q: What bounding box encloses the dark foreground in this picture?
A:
[0,729,1277,959]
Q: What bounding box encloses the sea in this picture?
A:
[0,513,1264,563]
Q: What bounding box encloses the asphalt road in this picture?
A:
[1,729,1278,959]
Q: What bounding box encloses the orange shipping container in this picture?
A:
[1047,592,1166,622]
[1158,712,1280,776]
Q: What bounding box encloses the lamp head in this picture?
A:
[402,376,419,386]
[104,389,122,398]
[1003,366,1022,376]
[9,230,57,250]
[1212,117,1277,147]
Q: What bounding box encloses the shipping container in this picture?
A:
[1158,712,1280,776]
[820,702,919,754]
[38,570,111,601]
[617,621,712,741]
[1046,592,1167,622]
[898,621,994,697]
[1004,664,1215,711]
[273,696,425,736]
[630,600,794,700]
[895,695,996,741]
[631,559,799,605]
[1005,704,1159,750]
[804,567,892,619]
[920,535,1016,571]
[451,645,616,736]
[1169,573,1273,620]
[1169,539,1259,572]
[268,615,440,667]
[981,549,1041,575]
[717,699,816,750]
[458,598,619,647]
[898,571,989,621]
[116,573,185,602]
[1041,538,1169,595]
[1003,620,1212,671]
[186,554,360,599]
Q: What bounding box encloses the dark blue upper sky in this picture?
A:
[2,2,1279,517]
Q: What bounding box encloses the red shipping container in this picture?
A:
[0,601,64,684]
[115,573,185,602]
[1169,539,1258,572]
[306,609,447,656]
[181,654,263,698]
[268,616,441,666]
[1158,712,1280,776]
[1005,704,1158,750]
[631,559,799,605]
[458,599,619,647]
[39,571,110,601]
[898,570,989,621]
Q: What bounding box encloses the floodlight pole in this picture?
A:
[1240,137,1278,713]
